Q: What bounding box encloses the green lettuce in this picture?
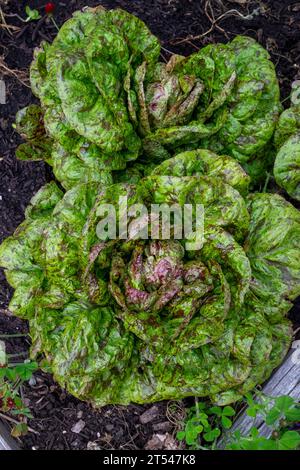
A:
[0,150,298,406]
[15,7,281,188]
[16,6,160,189]
[274,102,300,200]
[142,36,281,182]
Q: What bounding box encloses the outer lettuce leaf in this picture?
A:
[0,183,63,317]
[213,192,300,404]
[0,151,296,406]
[30,302,136,403]
[15,104,114,190]
[274,133,300,201]
[274,103,300,200]
[15,104,52,162]
[274,104,300,149]
[245,193,300,306]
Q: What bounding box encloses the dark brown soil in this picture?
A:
[0,0,300,450]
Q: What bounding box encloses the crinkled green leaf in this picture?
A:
[151,149,250,196]
[273,99,300,200]
[274,132,300,201]
[274,104,300,149]
[199,37,281,162]
[245,193,300,303]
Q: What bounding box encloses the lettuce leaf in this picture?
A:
[274,102,300,200]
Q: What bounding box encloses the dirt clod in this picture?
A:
[139,406,160,424]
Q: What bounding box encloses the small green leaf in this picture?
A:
[13,396,22,408]
[245,392,255,406]
[25,6,41,21]
[265,408,281,426]
[221,416,233,429]
[0,367,8,378]
[198,412,209,428]
[278,431,300,450]
[250,427,259,438]
[285,407,300,422]
[11,407,33,418]
[186,433,197,446]
[176,431,186,441]
[208,406,222,417]
[223,406,235,417]
[196,402,207,411]
[275,395,295,412]
[15,361,38,381]
[200,418,209,429]
[246,407,258,418]
[185,420,203,446]
[5,367,17,381]
[226,442,240,450]
[203,428,221,442]
[257,439,277,450]
[189,416,201,426]
[11,422,28,438]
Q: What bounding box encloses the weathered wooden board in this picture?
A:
[0,421,19,450]
[218,349,300,448]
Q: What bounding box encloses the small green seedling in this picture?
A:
[176,401,235,449]
[25,6,41,22]
[0,336,38,436]
[226,393,300,450]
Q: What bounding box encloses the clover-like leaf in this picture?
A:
[277,431,300,450]
[221,416,233,429]
[203,428,221,442]
[15,361,38,381]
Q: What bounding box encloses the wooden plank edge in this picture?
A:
[0,420,19,450]
[218,349,300,448]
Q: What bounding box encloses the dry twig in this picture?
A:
[0,7,21,36]
[0,412,39,435]
[172,0,260,46]
[0,57,30,88]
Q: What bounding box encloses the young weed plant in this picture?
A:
[226,393,300,450]
[177,393,300,450]
[176,399,236,449]
[0,337,38,437]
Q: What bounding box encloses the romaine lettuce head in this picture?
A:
[15,6,160,189]
[142,36,281,180]
[0,151,298,406]
[15,7,281,187]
